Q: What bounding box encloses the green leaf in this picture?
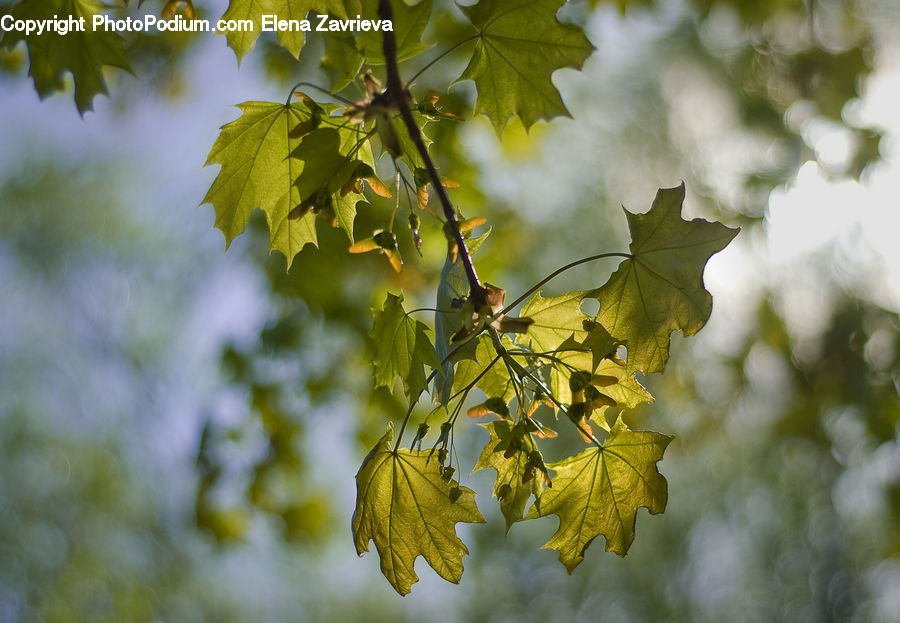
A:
[520,290,591,353]
[589,357,653,410]
[526,416,672,571]
[473,421,542,530]
[321,34,364,91]
[220,0,361,61]
[203,102,316,268]
[457,0,594,133]
[574,319,620,372]
[352,425,485,595]
[357,0,434,65]
[371,293,442,401]
[589,184,739,375]
[1,0,131,114]
[290,127,370,241]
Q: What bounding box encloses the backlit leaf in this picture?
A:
[457,0,594,133]
[473,421,542,530]
[290,127,375,241]
[452,334,514,403]
[526,416,672,571]
[352,425,485,595]
[357,0,434,65]
[371,293,442,401]
[520,290,591,353]
[220,0,361,61]
[589,184,739,374]
[203,102,317,268]
[519,290,591,404]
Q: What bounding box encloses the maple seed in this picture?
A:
[349,230,403,272]
[522,466,535,484]
[418,90,465,122]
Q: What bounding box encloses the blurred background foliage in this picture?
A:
[1,0,898,621]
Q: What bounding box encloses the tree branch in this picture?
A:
[378,0,487,306]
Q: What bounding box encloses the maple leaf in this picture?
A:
[586,357,653,427]
[220,0,361,61]
[370,293,442,401]
[321,34,364,91]
[520,290,591,353]
[526,416,672,571]
[1,0,131,114]
[589,184,739,375]
[203,101,322,268]
[290,127,375,242]
[352,425,485,595]
[473,421,543,530]
[457,0,594,133]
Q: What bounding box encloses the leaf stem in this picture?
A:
[406,34,479,85]
[498,252,630,317]
[406,307,454,316]
[378,0,487,306]
[285,81,353,106]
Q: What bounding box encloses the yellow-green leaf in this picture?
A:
[587,357,653,424]
[526,416,672,571]
[457,0,594,133]
[290,127,373,242]
[590,184,739,375]
[1,0,131,114]
[520,290,591,353]
[352,425,485,595]
[203,101,316,268]
[371,293,442,401]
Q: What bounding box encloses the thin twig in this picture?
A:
[498,252,630,317]
[406,35,479,85]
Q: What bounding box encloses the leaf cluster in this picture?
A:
[2,0,742,596]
